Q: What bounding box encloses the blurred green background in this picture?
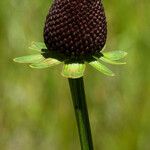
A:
[0,0,150,149]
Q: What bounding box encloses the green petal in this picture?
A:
[13,54,45,63]
[30,58,61,69]
[89,60,115,76]
[94,56,126,65]
[61,63,85,79]
[103,51,127,60]
[29,42,47,52]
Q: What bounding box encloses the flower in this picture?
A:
[13,0,127,79]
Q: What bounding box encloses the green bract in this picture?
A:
[62,63,85,79]
[13,42,127,78]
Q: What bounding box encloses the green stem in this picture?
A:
[68,77,94,150]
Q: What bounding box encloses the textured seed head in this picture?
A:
[44,0,107,59]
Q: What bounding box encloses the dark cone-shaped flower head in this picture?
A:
[44,0,107,59]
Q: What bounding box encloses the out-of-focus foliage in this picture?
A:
[0,0,150,149]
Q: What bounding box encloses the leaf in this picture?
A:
[62,63,85,78]
[29,42,47,52]
[13,54,45,63]
[103,51,127,60]
[89,60,115,76]
[94,56,126,65]
[30,58,61,69]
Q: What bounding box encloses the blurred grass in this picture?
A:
[0,0,150,149]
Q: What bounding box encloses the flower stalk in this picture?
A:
[13,0,127,149]
[68,77,94,150]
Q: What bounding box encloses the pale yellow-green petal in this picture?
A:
[29,42,47,52]
[103,51,127,60]
[94,56,126,65]
[13,54,45,63]
[89,60,115,76]
[30,58,61,69]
